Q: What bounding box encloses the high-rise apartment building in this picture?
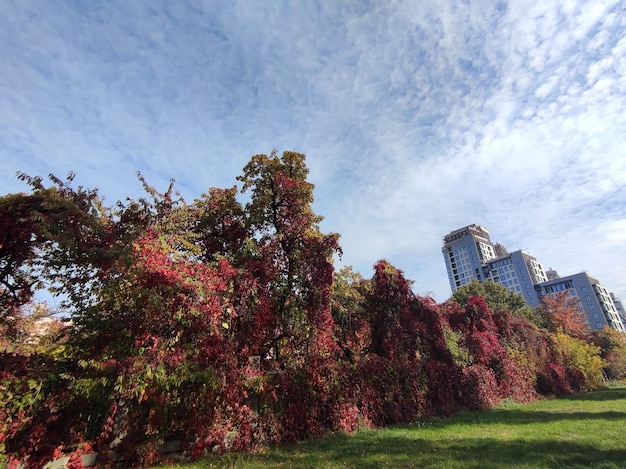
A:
[442,224,496,292]
[484,250,547,306]
[611,293,626,326]
[442,224,625,333]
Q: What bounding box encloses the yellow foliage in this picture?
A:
[553,333,606,391]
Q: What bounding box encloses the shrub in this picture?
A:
[536,363,585,396]
[423,359,460,416]
[594,326,626,380]
[553,332,606,391]
[460,365,500,409]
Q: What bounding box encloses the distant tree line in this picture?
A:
[1,151,625,467]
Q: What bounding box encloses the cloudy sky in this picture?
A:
[1,0,625,302]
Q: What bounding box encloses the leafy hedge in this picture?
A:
[0,153,613,467]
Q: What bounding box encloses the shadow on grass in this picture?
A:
[563,388,626,402]
[211,434,626,469]
[427,387,626,427]
[445,409,626,426]
[173,387,626,468]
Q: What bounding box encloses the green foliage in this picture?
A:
[442,324,472,367]
[190,186,247,262]
[452,280,540,324]
[0,302,67,355]
[331,267,370,361]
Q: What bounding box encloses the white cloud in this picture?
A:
[1,0,625,303]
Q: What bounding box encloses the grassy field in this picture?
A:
[160,385,626,468]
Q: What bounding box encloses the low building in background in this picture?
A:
[536,272,626,332]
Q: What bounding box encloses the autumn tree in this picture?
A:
[331,266,370,361]
[0,302,66,355]
[3,155,606,465]
[594,326,626,380]
[236,151,341,365]
[366,260,416,358]
[539,290,590,339]
[0,173,243,464]
[552,332,605,391]
[0,173,115,320]
[0,193,40,318]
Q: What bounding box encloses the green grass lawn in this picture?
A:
[160,385,626,469]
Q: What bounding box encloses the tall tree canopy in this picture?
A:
[237,151,341,364]
[539,290,590,339]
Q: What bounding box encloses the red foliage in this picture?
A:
[2,161,597,466]
[536,363,585,396]
[423,359,460,416]
[541,291,590,339]
[460,365,500,409]
[357,356,428,425]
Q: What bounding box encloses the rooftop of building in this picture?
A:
[442,223,491,243]
[537,271,600,287]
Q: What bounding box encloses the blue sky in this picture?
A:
[1,0,625,303]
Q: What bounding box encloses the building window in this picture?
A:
[592,313,599,319]
[585,295,591,302]
[596,323,603,329]
[581,286,588,293]
[588,304,595,310]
